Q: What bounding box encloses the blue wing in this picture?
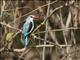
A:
[22,22,31,37]
[24,36,29,47]
[22,19,34,47]
[22,21,33,47]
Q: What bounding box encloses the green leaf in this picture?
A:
[6,32,14,41]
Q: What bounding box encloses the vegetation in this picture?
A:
[0,0,80,60]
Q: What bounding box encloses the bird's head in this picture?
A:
[29,15,40,20]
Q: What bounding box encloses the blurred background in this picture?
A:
[0,0,80,60]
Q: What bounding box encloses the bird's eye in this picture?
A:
[30,16,33,18]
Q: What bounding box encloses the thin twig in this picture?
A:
[34,27,80,34]
[0,47,5,52]
[4,0,57,25]
[32,6,63,33]
[61,47,80,60]
[19,48,31,59]
[42,1,50,60]
[48,22,59,45]
[36,45,54,47]
[32,34,54,45]
[0,22,22,31]
[16,0,58,19]
[13,48,26,52]
[36,44,71,48]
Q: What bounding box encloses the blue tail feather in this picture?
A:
[24,36,29,47]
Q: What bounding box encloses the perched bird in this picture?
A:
[22,15,39,47]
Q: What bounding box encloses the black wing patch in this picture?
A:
[27,22,33,33]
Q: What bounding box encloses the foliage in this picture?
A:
[6,32,14,42]
[0,0,80,60]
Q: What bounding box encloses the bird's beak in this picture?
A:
[33,16,40,20]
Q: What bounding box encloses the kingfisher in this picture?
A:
[22,15,39,48]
